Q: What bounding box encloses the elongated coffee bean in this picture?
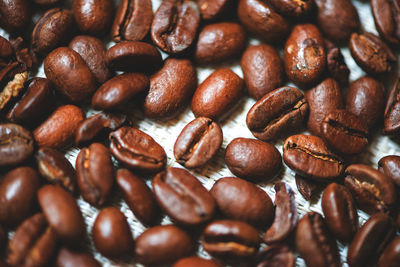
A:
[256,245,296,267]
[371,0,400,44]
[384,77,400,135]
[378,237,400,267]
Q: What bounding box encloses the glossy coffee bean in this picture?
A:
[378,237,400,267]
[256,245,296,267]
[56,247,101,267]
[197,0,231,20]
[378,155,400,187]
[384,77,400,135]
[325,39,350,86]
[295,174,319,201]
[173,256,222,267]
[0,0,30,33]
[247,87,308,141]
[371,0,400,44]
[267,0,314,18]
[174,117,223,168]
[92,207,133,258]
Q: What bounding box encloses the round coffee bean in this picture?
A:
[378,237,400,267]
[56,247,101,267]
[378,155,400,187]
[0,0,30,33]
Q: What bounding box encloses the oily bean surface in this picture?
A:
[56,247,101,267]
[378,155,400,187]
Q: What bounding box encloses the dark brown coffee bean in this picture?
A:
[116,169,160,226]
[0,0,30,33]
[173,256,223,267]
[0,35,13,61]
[378,236,400,267]
[240,44,284,100]
[191,68,243,121]
[296,212,340,267]
[153,167,216,226]
[195,22,246,65]
[76,143,114,206]
[36,147,77,193]
[384,77,400,135]
[202,220,260,260]
[378,155,400,187]
[0,62,28,111]
[92,73,149,110]
[371,0,400,45]
[284,24,326,88]
[350,32,397,75]
[0,167,40,227]
[346,76,385,129]
[144,58,197,119]
[225,138,282,182]
[56,247,101,267]
[237,0,289,43]
[0,123,33,167]
[151,0,200,54]
[306,78,344,136]
[321,183,358,243]
[34,105,84,149]
[267,0,314,18]
[111,0,152,42]
[109,127,166,173]
[256,245,296,267]
[92,207,133,258]
[197,0,231,20]
[347,213,396,267]
[283,134,345,180]
[38,185,85,243]
[31,9,76,56]
[7,213,57,267]
[73,0,114,36]
[247,87,308,141]
[264,182,298,244]
[135,225,193,265]
[295,174,319,201]
[174,117,222,168]
[325,39,350,86]
[344,164,397,215]
[321,109,368,155]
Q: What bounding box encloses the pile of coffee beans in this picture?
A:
[0,0,399,266]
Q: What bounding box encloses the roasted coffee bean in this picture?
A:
[378,236,400,267]
[34,105,84,149]
[0,0,30,33]
[295,174,319,201]
[283,134,345,180]
[321,109,368,155]
[378,155,400,187]
[56,247,101,267]
[344,164,397,215]
[109,127,166,173]
[191,68,243,121]
[325,39,350,86]
[75,112,127,146]
[306,78,344,136]
[246,87,308,141]
[151,0,200,54]
[92,207,133,258]
[256,245,296,267]
[350,32,397,74]
[174,117,222,168]
[116,169,160,226]
[315,0,359,43]
[0,167,40,227]
[69,36,111,84]
[0,62,28,111]
[0,224,6,252]
[264,182,298,244]
[321,183,358,242]
[284,24,326,88]
[73,0,114,36]
[240,44,284,100]
[237,0,289,43]
[173,256,223,267]
[38,185,85,243]
[0,35,13,62]
[198,0,231,20]
[135,225,193,265]
[202,220,260,260]
[153,167,216,226]
[267,0,314,18]
[225,138,282,182]
[92,73,149,110]
[296,212,340,267]
[144,58,197,119]
[195,22,246,64]
[210,177,274,228]
[384,77,400,135]
[0,123,33,167]
[371,0,400,45]
[31,9,76,55]
[76,143,114,206]
[347,213,396,267]
[36,147,77,193]
[111,0,152,42]
[7,213,57,267]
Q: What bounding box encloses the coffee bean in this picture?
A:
[0,224,6,252]
[111,0,152,42]
[256,245,296,267]
[378,236,400,267]
[144,58,197,120]
[153,167,216,226]
[240,44,284,100]
[347,213,396,267]
[36,147,77,193]
[384,77,400,135]
[151,0,200,54]
[0,62,28,111]
[321,183,358,243]
[0,123,34,167]
[92,207,133,258]
[191,68,243,121]
[296,212,341,267]
[135,225,193,265]
[295,174,319,201]
[325,39,350,86]
[173,256,223,267]
[371,0,400,45]
[344,164,397,215]
[0,0,30,33]
[198,0,231,20]
[56,247,101,267]
[0,35,13,61]
[109,127,166,173]
[378,155,400,187]
[174,117,222,168]
[267,0,314,18]
[283,134,345,180]
[195,22,246,64]
[246,86,309,141]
